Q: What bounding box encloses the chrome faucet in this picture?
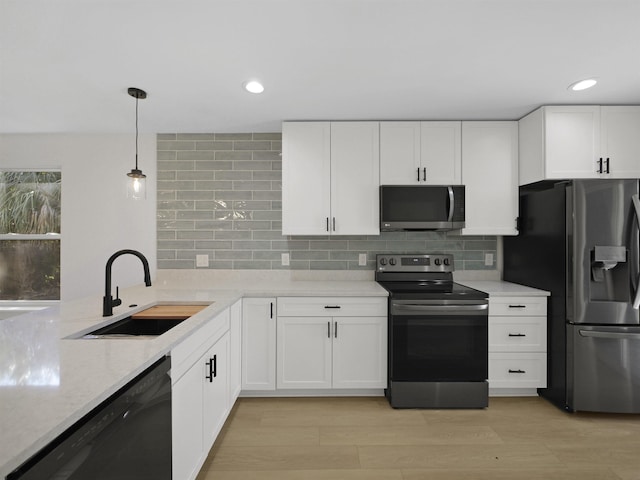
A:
[103,249,152,316]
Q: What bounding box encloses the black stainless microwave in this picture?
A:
[379,185,465,231]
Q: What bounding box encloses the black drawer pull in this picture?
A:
[508,305,526,309]
[324,305,341,309]
[508,369,526,374]
[508,333,526,337]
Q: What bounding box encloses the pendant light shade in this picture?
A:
[126,87,147,200]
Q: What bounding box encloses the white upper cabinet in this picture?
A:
[519,105,640,185]
[461,121,519,236]
[330,122,380,235]
[380,121,461,185]
[282,122,331,235]
[282,121,380,236]
[600,106,640,177]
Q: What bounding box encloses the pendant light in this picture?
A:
[126,87,147,200]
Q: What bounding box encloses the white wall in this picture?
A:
[0,134,157,301]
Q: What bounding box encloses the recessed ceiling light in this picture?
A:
[243,80,265,94]
[568,78,597,91]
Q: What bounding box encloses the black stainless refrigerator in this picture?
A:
[504,179,640,413]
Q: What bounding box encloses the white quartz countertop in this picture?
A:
[0,276,387,477]
[457,280,550,297]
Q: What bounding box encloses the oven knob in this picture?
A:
[443,258,451,266]
[379,258,387,266]
[389,258,397,266]
[434,258,441,266]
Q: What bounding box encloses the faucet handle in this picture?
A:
[112,286,122,307]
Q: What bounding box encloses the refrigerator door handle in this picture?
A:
[632,194,640,309]
[579,329,640,340]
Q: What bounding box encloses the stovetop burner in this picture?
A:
[375,253,487,300]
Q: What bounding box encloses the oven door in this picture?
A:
[390,299,488,382]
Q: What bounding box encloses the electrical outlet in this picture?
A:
[196,254,209,267]
[484,253,494,266]
[358,253,367,266]
[281,253,290,266]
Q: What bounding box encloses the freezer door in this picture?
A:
[567,324,640,413]
[571,179,640,325]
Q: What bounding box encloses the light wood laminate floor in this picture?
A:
[196,396,640,480]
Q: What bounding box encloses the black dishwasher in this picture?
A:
[8,356,172,480]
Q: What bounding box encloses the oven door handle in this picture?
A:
[391,303,488,315]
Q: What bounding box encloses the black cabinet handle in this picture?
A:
[605,157,610,174]
[508,333,526,337]
[508,305,526,309]
[508,369,526,374]
[417,167,420,182]
[332,217,336,231]
[327,321,331,338]
[326,217,329,232]
[334,321,338,338]
[324,305,341,309]
[270,302,273,319]
[423,167,426,182]
[598,157,603,173]
[212,354,217,378]
[205,359,213,382]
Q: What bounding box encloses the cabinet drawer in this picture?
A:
[489,296,547,316]
[489,317,547,352]
[277,297,387,317]
[172,308,230,383]
[489,353,547,388]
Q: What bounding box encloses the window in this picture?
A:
[0,171,61,300]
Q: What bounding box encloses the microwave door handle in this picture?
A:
[447,186,454,222]
[632,194,640,309]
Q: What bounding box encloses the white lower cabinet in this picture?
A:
[276,297,387,390]
[229,299,242,402]
[488,296,548,394]
[241,297,277,391]
[171,308,232,480]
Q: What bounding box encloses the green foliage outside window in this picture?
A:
[0,171,61,300]
[0,171,61,234]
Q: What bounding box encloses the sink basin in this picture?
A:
[81,316,186,338]
[78,304,210,339]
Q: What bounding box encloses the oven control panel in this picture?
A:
[376,254,454,272]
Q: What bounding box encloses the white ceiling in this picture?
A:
[2,0,640,134]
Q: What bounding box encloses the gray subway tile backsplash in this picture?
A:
[157,132,497,271]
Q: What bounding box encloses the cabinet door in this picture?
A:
[600,106,640,178]
[228,300,242,402]
[282,122,331,235]
[544,106,600,178]
[461,121,518,235]
[330,122,380,235]
[242,298,276,391]
[332,317,387,389]
[380,121,421,184]
[420,121,462,184]
[172,359,204,480]
[277,316,332,389]
[203,332,230,451]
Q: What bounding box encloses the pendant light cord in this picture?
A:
[134,95,139,170]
